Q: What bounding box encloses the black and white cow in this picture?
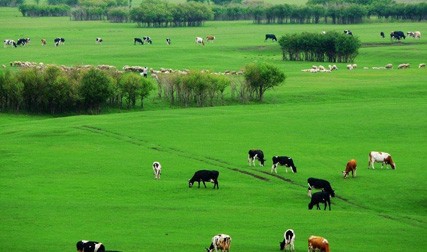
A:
[17,38,30,46]
[134,37,144,45]
[248,149,265,166]
[54,37,65,46]
[271,156,297,174]
[308,191,331,210]
[344,30,353,36]
[96,37,103,44]
[166,38,171,45]
[143,36,152,44]
[390,31,406,40]
[152,161,161,179]
[4,39,17,48]
[265,34,277,41]
[76,240,105,252]
[279,229,295,251]
[188,170,219,189]
[307,177,335,198]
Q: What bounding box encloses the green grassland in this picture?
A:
[1,7,427,252]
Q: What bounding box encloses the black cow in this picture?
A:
[143,36,152,44]
[307,177,335,198]
[134,37,144,45]
[54,37,65,46]
[188,170,219,189]
[76,240,105,252]
[390,31,406,40]
[380,31,385,38]
[308,191,331,210]
[248,149,265,166]
[265,34,277,41]
[17,38,30,46]
[166,38,171,45]
[344,30,353,36]
[272,156,297,174]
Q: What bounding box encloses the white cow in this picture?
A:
[206,234,232,252]
[368,151,396,169]
[279,229,295,251]
[152,161,162,179]
[196,36,204,46]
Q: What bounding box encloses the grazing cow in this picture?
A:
[152,161,161,179]
[343,159,357,178]
[265,34,277,41]
[41,38,46,46]
[188,170,219,189]
[344,30,353,36]
[143,36,152,44]
[166,38,171,45]
[271,156,297,173]
[206,234,231,252]
[4,39,17,48]
[380,31,385,38]
[368,151,396,169]
[307,177,335,197]
[206,35,215,42]
[248,149,265,166]
[407,31,421,39]
[76,240,105,252]
[308,191,331,210]
[54,37,65,46]
[196,36,205,45]
[134,37,144,45]
[17,38,30,46]
[390,31,406,40]
[419,63,426,68]
[96,37,103,44]
[279,229,295,251]
[308,236,330,252]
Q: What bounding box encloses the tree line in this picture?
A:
[278,32,361,63]
[16,0,427,23]
[0,66,154,114]
[0,62,285,115]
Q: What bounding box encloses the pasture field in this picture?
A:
[1,7,427,252]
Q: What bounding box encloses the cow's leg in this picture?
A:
[307,185,312,197]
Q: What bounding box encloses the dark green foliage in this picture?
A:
[107,7,129,23]
[79,68,114,114]
[19,4,71,17]
[119,73,154,109]
[243,62,285,101]
[0,0,24,7]
[279,32,361,63]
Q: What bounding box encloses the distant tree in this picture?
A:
[243,62,285,101]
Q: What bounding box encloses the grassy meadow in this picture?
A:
[1,7,427,252]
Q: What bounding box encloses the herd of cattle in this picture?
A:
[146,150,396,251]
[4,30,421,49]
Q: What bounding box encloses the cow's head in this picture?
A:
[260,159,266,166]
[188,180,193,188]
[291,166,297,173]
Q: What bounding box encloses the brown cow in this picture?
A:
[343,159,357,178]
[308,235,330,252]
[206,35,215,42]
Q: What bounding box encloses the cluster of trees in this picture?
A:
[155,63,285,107]
[19,4,70,17]
[0,63,286,115]
[0,0,24,7]
[129,1,213,27]
[278,32,361,63]
[16,0,427,23]
[0,66,154,114]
